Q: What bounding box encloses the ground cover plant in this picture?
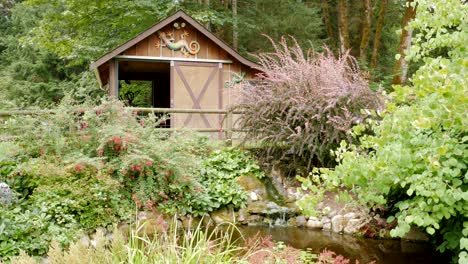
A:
[0,98,266,260]
[237,37,383,170]
[298,1,467,263]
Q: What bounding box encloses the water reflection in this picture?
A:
[237,226,446,264]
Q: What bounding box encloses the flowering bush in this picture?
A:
[238,37,383,169]
[1,98,260,259]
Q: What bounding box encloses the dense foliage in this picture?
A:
[200,147,264,210]
[299,0,467,262]
[238,38,383,169]
[0,99,266,259]
[0,0,407,109]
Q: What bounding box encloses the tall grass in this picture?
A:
[7,219,251,264]
[5,218,360,264]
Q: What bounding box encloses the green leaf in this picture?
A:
[426,227,435,235]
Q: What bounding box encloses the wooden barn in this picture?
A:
[90,10,259,131]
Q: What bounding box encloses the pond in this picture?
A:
[237,226,447,264]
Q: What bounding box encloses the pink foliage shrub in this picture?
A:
[238,37,383,168]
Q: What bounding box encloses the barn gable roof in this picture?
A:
[90,10,259,70]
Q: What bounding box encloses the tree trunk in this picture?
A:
[359,0,372,62]
[337,0,350,54]
[232,0,238,50]
[371,0,388,70]
[321,0,333,40]
[392,0,416,85]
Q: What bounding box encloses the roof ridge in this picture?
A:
[90,9,258,70]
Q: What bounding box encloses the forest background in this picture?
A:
[0,0,413,108]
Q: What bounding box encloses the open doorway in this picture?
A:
[118,61,171,127]
[118,80,153,107]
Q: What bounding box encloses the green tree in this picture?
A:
[300,0,467,262]
[0,1,101,108]
[235,0,324,57]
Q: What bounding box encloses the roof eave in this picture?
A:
[89,10,259,71]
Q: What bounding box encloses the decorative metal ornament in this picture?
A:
[224,72,246,88]
[155,30,200,57]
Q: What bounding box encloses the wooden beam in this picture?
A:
[108,59,119,97]
[128,107,228,114]
[115,55,232,64]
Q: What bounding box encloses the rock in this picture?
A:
[117,223,130,238]
[321,216,331,224]
[211,208,235,224]
[331,215,347,233]
[344,219,363,234]
[237,175,267,200]
[181,215,200,229]
[403,226,430,242]
[79,234,91,247]
[0,182,12,206]
[286,187,303,200]
[306,218,323,229]
[344,212,357,220]
[285,202,300,213]
[274,217,287,226]
[201,215,214,227]
[246,201,296,216]
[250,192,258,201]
[295,216,307,227]
[379,229,391,238]
[323,222,332,231]
[139,212,169,234]
[137,211,151,221]
[95,227,107,236]
[237,208,249,224]
[270,163,288,197]
[245,214,263,223]
[287,218,297,226]
[322,206,331,216]
[263,217,273,226]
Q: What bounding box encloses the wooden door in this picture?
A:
[171,61,222,130]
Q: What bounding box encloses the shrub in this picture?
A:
[1,98,267,259]
[299,1,467,262]
[237,37,383,169]
[0,99,215,259]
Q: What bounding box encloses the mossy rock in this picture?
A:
[138,211,170,235]
[236,175,267,199]
[246,201,297,216]
[211,207,236,224]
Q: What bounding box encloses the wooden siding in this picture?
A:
[119,19,232,62]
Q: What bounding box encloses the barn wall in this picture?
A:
[96,17,257,115]
[121,18,230,61]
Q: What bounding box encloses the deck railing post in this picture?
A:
[225,109,233,146]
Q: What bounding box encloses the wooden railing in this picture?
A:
[0,107,244,144]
